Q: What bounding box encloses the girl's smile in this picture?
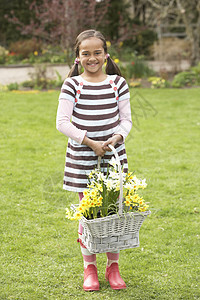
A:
[78,37,106,79]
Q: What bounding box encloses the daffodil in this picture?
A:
[109,171,119,180]
[66,208,74,220]
[138,204,149,212]
[125,199,131,206]
[109,157,118,168]
[74,211,82,220]
[83,190,89,196]
[65,156,149,220]
[132,194,139,201]
[105,179,115,190]
[96,172,105,181]
[124,182,133,190]
[90,189,97,197]
[95,183,103,192]
[140,179,147,189]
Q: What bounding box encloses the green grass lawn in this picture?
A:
[0,88,199,300]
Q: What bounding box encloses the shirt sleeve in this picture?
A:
[56,98,87,145]
[113,98,132,142]
[117,77,130,102]
[59,78,77,103]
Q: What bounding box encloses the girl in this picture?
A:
[56,29,132,291]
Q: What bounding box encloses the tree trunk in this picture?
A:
[176,0,200,65]
[193,2,200,65]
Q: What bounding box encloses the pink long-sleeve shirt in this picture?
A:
[56,98,132,144]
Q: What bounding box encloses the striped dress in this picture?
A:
[59,74,130,192]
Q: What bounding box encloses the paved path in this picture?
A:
[0,64,70,85]
[0,60,190,85]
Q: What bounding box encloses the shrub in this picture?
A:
[120,55,155,79]
[0,83,8,92]
[21,65,63,90]
[28,64,49,89]
[7,82,19,91]
[124,28,158,57]
[21,80,35,89]
[6,53,22,64]
[148,77,170,88]
[9,39,42,59]
[172,71,197,88]
[0,55,6,64]
[129,79,142,88]
[0,46,8,64]
[191,63,200,85]
[0,46,8,56]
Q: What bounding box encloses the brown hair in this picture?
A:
[68,29,121,77]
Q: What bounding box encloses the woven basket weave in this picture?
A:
[77,144,151,254]
[79,210,150,253]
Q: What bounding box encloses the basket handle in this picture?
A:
[97,144,123,215]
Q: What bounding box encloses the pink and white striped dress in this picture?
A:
[58,74,130,192]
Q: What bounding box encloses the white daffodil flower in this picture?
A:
[141,179,147,188]
[109,171,120,180]
[109,157,118,168]
[96,172,105,181]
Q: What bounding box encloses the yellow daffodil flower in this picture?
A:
[125,199,131,206]
[74,211,82,220]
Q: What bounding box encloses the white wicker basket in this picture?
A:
[79,210,150,253]
[76,144,151,254]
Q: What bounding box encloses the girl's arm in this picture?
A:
[115,98,132,141]
[56,99,106,156]
[56,99,87,144]
[102,98,132,150]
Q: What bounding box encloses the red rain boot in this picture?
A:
[83,264,100,291]
[105,263,126,290]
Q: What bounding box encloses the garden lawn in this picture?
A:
[0,88,199,300]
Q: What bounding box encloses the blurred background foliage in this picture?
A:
[0,0,199,90]
[0,0,157,64]
[1,0,199,65]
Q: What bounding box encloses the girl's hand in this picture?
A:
[102,134,123,152]
[82,136,106,156]
[91,141,106,156]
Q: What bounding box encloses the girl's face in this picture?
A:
[78,37,106,77]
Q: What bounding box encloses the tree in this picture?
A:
[98,0,155,55]
[6,0,109,63]
[0,0,42,46]
[100,0,132,41]
[145,0,200,65]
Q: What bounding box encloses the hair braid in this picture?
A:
[67,63,79,77]
[105,56,121,76]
